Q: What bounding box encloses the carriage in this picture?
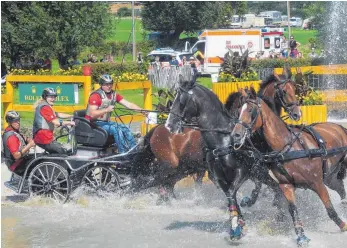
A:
[3,110,143,202]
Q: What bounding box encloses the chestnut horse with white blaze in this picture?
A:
[232,95,347,245]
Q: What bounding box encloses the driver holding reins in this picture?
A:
[85,74,145,153]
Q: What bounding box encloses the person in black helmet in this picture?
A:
[85,74,145,153]
[2,111,36,172]
[33,88,75,154]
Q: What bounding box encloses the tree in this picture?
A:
[215,1,248,28]
[1,2,113,68]
[141,2,219,45]
[117,7,131,17]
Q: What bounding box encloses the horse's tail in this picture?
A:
[337,125,347,180]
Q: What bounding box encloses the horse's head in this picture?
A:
[231,94,274,146]
[225,86,257,118]
[165,69,199,134]
[260,69,301,121]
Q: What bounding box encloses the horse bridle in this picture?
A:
[274,80,299,117]
[169,85,198,126]
[236,98,264,136]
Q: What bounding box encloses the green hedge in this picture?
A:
[250,58,313,70]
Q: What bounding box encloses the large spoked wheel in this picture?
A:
[81,165,121,195]
[28,162,71,203]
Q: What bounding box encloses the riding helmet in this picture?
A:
[5,110,20,123]
[42,87,57,99]
[99,74,113,85]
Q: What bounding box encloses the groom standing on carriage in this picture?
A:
[85,74,146,153]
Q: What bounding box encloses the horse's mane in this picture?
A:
[259,96,277,114]
[258,74,284,97]
[195,84,231,115]
[225,92,242,111]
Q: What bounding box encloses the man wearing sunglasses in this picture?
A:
[85,74,144,153]
[33,88,75,154]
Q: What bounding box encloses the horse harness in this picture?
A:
[274,80,299,116]
[239,98,347,182]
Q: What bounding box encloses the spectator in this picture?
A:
[181,56,188,66]
[137,52,144,65]
[92,55,98,63]
[289,36,301,58]
[71,55,81,66]
[169,56,179,66]
[189,56,198,74]
[281,36,289,58]
[42,55,52,70]
[22,57,30,69]
[320,49,326,59]
[308,48,318,58]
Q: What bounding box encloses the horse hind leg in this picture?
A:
[313,182,347,232]
[326,156,347,204]
[240,179,262,207]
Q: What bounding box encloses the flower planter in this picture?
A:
[212,81,261,103]
[285,105,327,125]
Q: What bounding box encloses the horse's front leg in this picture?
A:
[279,183,310,246]
[222,155,248,241]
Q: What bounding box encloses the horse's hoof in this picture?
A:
[341,223,347,232]
[240,196,251,207]
[230,225,244,241]
[297,235,310,247]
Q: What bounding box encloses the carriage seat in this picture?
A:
[73,110,115,148]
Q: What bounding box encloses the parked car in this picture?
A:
[147,48,198,68]
[289,17,303,27]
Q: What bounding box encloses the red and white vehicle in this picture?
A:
[189,28,284,75]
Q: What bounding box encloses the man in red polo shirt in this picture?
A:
[85,74,145,153]
[2,111,36,172]
[33,88,75,154]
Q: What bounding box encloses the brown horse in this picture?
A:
[232,95,347,245]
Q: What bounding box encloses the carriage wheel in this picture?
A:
[28,162,71,203]
[81,165,120,195]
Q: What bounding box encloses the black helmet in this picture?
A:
[5,111,20,123]
[42,87,57,99]
[99,74,113,85]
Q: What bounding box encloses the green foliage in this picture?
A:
[117,7,131,17]
[141,2,219,45]
[250,58,313,70]
[1,2,114,67]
